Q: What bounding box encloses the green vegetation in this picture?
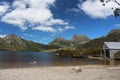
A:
[0,29,120,59]
[53,48,100,58]
[53,49,85,58]
[53,29,120,58]
[77,29,120,50]
[50,37,72,47]
[0,34,60,51]
[50,35,90,48]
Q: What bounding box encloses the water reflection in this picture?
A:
[100,59,120,65]
[0,51,120,69]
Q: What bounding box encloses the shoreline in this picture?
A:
[0,64,120,69]
[0,65,120,80]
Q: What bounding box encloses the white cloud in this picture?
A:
[115,24,120,27]
[57,26,76,32]
[0,3,9,16]
[78,0,120,19]
[58,27,64,32]
[24,34,33,37]
[0,0,74,33]
[44,18,69,26]
[1,0,54,30]
[65,26,76,29]
[67,8,80,12]
[0,34,6,38]
[32,26,56,33]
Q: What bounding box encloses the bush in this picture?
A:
[54,49,84,58]
[81,48,101,57]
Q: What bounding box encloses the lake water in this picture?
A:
[0,51,120,69]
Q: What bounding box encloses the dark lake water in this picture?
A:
[0,51,120,69]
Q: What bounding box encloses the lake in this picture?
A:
[0,51,120,69]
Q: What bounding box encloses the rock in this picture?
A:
[33,61,37,64]
[55,53,60,56]
[72,66,82,73]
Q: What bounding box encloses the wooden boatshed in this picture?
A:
[101,42,120,59]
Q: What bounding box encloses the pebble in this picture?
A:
[72,66,82,73]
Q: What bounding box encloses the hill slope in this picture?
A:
[0,34,60,51]
[77,29,120,50]
[49,35,90,48]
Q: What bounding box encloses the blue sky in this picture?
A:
[0,0,120,44]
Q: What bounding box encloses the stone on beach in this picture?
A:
[72,66,82,73]
[33,61,37,64]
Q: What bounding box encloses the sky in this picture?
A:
[0,0,120,44]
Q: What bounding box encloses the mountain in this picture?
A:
[71,35,90,45]
[76,29,120,50]
[1,29,119,51]
[72,35,90,42]
[3,34,27,48]
[49,35,90,48]
[0,34,60,51]
[49,36,72,47]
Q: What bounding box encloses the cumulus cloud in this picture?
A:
[0,0,74,33]
[0,3,9,16]
[43,18,69,26]
[57,26,76,32]
[65,26,76,29]
[32,26,56,32]
[58,28,64,32]
[78,0,120,19]
[0,34,6,38]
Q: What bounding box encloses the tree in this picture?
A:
[100,0,120,17]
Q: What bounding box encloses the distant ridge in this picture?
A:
[49,35,90,48]
[0,29,119,51]
[76,29,120,50]
[72,34,90,42]
[0,34,60,51]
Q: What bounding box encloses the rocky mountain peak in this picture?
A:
[72,34,90,42]
[49,34,90,48]
[4,34,21,40]
[55,36,66,41]
[0,34,60,51]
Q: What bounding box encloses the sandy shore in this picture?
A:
[0,65,120,80]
